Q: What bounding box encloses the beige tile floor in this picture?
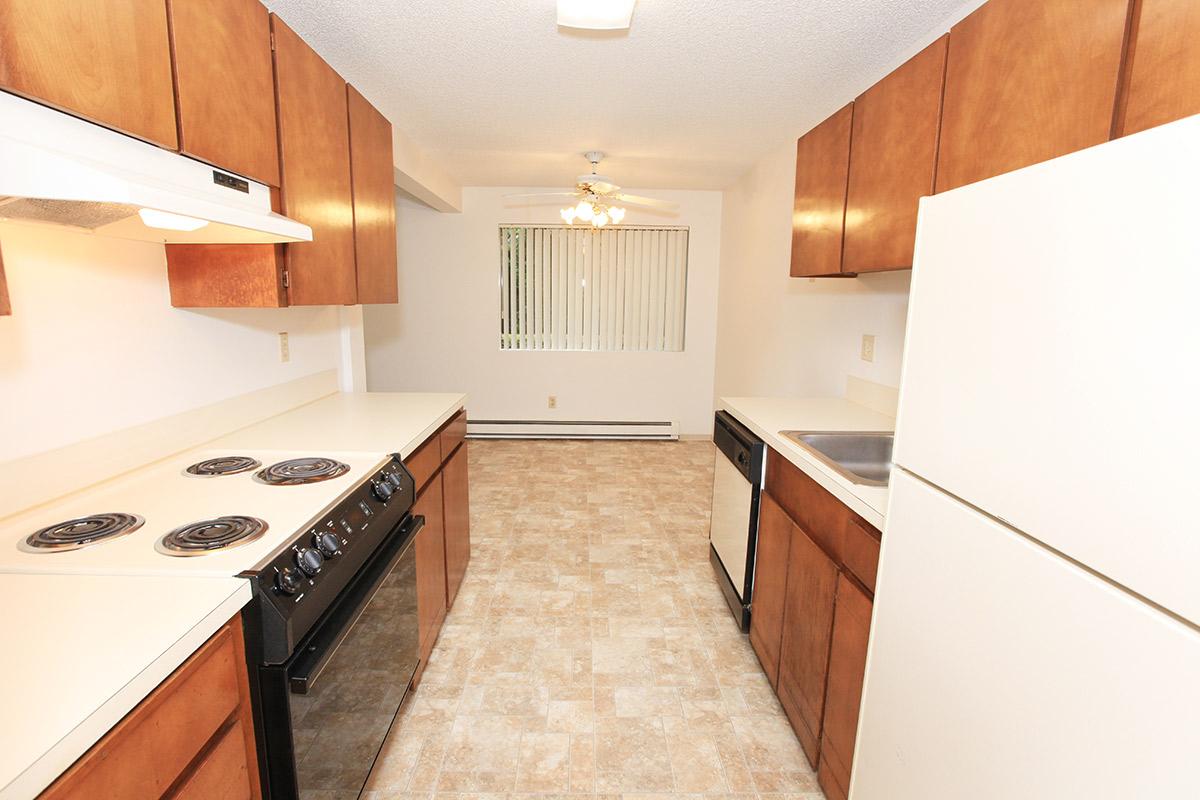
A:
[364,439,823,800]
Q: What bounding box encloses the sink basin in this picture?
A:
[779,431,894,486]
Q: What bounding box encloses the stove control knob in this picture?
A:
[275,567,303,595]
[372,480,394,502]
[387,471,403,489]
[315,531,341,558]
[296,547,324,576]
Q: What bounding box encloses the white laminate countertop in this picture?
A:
[211,391,468,458]
[0,574,251,800]
[720,397,896,529]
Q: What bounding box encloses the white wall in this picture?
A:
[0,223,344,462]
[713,142,912,403]
[364,187,723,435]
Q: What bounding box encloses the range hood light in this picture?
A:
[138,208,210,232]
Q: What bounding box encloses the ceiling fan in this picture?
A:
[504,152,678,227]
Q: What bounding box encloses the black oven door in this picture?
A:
[257,513,423,800]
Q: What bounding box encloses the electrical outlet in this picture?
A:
[278,332,290,363]
[548,395,557,409]
[860,334,875,363]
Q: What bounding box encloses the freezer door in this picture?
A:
[896,115,1200,623]
[853,469,1200,800]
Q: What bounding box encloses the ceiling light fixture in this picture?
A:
[557,0,637,30]
[138,208,209,232]
[561,197,627,228]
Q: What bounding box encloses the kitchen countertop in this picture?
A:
[0,574,251,800]
[211,391,467,458]
[720,397,896,529]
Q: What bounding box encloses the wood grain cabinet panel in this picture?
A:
[0,245,10,316]
[442,441,471,609]
[271,14,357,306]
[790,104,854,277]
[843,37,948,273]
[817,573,873,800]
[749,493,794,688]
[936,0,1132,191]
[40,615,260,800]
[415,475,448,664]
[776,521,839,768]
[935,0,1130,192]
[1116,0,1200,136]
[347,85,399,304]
[0,0,177,148]
[167,0,280,186]
[405,433,443,493]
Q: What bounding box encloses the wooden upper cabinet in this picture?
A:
[271,14,357,306]
[0,246,10,316]
[776,519,839,768]
[843,37,948,273]
[817,573,873,800]
[935,0,1130,192]
[347,85,399,304]
[167,0,280,186]
[1115,0,1200,137]
[790,103,854,277]
[0,0,177,148]
[749,493,795,689]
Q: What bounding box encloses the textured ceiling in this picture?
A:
[264,0,982,189]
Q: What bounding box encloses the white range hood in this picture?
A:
[0,91,312,244]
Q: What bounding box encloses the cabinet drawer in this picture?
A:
[765,448,848,562]
[405,433,442,492]
[41,623,242,799]
[842,517,881,594]
[439,409,467,459]
[172,718,254,800]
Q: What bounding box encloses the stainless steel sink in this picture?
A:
[779,431,894,486]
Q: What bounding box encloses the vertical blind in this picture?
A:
[498,225,689,351]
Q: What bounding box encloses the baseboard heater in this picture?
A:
[467,419,679,441]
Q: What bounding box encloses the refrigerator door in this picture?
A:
[895,114,1200,624]
[853,469,1200,799]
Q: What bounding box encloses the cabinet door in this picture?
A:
[935,0,1130,192]
[816,573,872,800]
[790,103,854,277]
[776,521,839,767]
[843,37,947,273]
[0,0,177,148]
[1115,0,1200,136]
[748,493,793,688]
[167,0,280,186]
[414,474,447,660]
[271,15,357,305]
[442,442,471,609]
[347,85,399,304]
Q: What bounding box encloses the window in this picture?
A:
[498,225,689,351]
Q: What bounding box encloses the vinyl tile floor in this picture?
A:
[362,439,824,800]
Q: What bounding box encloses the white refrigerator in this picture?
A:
[851,115,1200,799]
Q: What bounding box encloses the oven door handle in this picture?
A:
[287,513,424,695]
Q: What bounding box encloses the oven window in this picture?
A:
[287,545,418,797]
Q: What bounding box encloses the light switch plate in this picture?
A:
[861,334,876,363]
[278,332,290,363]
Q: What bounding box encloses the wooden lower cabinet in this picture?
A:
[749,493,794,688]
[818,574,874,800]
[40,614,260,799]
[414,472,447,670]
[442,441,471,608]
[776,521,839,766]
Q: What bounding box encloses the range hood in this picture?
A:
[0,91,312,244]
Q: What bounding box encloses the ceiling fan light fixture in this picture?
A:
[560,206,578,223]
[557,0,636,30]
[608,206,626,224]
[593,211,610,227]
[575,200,595,222]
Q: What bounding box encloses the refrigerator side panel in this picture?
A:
[852,469,1200,800]
[895,114,1200,623]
